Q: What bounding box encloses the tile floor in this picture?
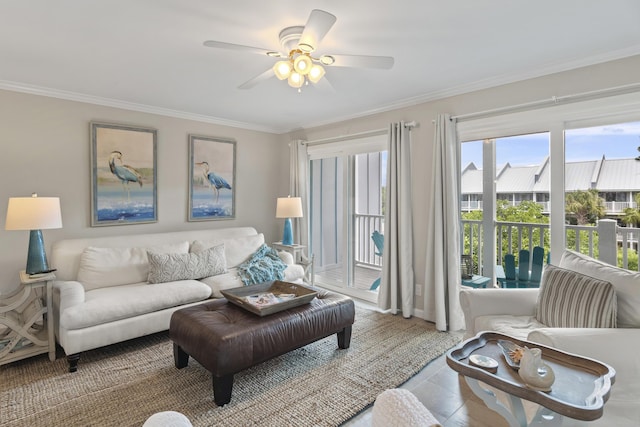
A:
[342,351,518,427]
[342,301,541,426]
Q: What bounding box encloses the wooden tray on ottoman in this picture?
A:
[221,280,318,316]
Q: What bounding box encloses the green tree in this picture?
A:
[565,189,605,225]
[621,193,640,226]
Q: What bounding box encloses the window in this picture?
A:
[461,133,550,277]
[458,90,640,271]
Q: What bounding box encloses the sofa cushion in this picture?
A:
[475,315,547,341]
[199,268,244,298]
[147,244,226,284]
[536,264,617,328]
[191,233,265,268]
[560,249,640,328]
[76,242,189,291]
[59,280,211,330]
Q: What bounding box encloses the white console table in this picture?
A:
[0,271,56,365]
[272,242,314,285]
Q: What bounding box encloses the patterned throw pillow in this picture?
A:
[147,244,227,284]
[536,264,617,328]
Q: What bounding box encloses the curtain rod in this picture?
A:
[303,121,418,146]
[451,82,640,123]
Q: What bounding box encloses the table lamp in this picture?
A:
[276,196,303,246]
[5,193,63,274]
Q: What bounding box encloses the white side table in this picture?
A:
[0,271,56,365]
[272,242,314,285]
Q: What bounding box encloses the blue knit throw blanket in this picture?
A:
[238,244,287,286]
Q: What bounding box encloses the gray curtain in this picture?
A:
[289,140,309,250]
[378,122,415,318]
[424,114,465,331]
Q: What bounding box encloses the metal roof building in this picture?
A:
[461,156,640,214]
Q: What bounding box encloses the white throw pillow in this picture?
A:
[191,233,265,268]
[559,249,640,328]
[77,242,189,291]
[147,244,227,284]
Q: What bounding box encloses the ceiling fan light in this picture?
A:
[293,54,313,75]
[320,55,335,65]
[308,64,325,83]
[273,60,292,80]
[288,72,304,88]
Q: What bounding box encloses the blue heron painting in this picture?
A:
[109,151,142,201]
[196,161,232,203]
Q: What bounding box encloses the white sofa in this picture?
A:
[50,227,304,371]
[460,249,640,426]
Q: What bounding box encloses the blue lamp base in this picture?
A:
[282,218,293,246]
[26,229,50,274]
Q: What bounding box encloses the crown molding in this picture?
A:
[0,80,282,134]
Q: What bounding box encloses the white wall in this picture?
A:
[0,90,289,294]
[288,55,640,317]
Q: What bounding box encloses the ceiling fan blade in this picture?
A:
[203,40,282,57]
[238,68,275,89]
[298,9,337,52]
[327,54,394,69]
[311,75,335,93]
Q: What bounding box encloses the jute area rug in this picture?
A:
[1,306,460,427]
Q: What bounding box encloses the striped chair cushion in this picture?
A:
[536,264,617,328]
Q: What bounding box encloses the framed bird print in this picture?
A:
[90,122,157,226]
[188,134,236,221]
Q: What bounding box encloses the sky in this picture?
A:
[461,121,640,167]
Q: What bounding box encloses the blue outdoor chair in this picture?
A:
[370,231,384,290]
[498,246,545,288]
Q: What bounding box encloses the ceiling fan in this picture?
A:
[203,9,394,91]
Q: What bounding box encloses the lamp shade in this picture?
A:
[287,72,304,89]
[308,64,325,83]
[5,195,62,230]
[276,197,303,219]
[293,54,313,75]
[273,60,292,80]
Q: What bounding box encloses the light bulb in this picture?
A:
[293,54,313,75]
[288,72,304,88]
[273,60,292,80]
[308,64,325,83]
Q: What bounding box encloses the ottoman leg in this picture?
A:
[173,343,189,369]
[337,325,352,349]
[213,374,234,406]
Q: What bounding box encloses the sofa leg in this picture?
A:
[173,343,189,369]
[337,325,352,349]
[67,353,80,372]
[212,374,234,406]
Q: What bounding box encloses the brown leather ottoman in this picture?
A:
[169,288,355,406]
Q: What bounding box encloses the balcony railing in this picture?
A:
[354,213,384,268]
[604,201,637,213]
[463,218,640,276]
[462,200,637,214]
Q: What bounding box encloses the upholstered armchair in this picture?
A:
[459,249,640,427]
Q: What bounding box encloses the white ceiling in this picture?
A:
[1,1,639,134]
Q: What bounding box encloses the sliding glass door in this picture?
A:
[307,134,387,302]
